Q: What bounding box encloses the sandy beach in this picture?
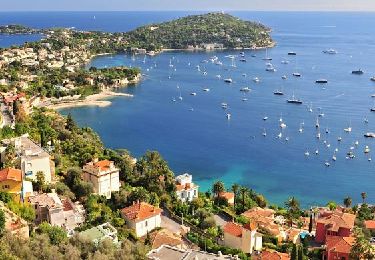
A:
[46,91,134,110]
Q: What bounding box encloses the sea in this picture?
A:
[1,11,375,208]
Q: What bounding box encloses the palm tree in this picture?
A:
[212,181,225,197]
[361,192,367,204]
[240,186,248,212]
[285,197,300,227]
[344,196,352,208]
[231,184,239,209]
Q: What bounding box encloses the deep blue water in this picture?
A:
[2,12,375,207]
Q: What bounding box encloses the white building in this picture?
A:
[79,223,118,245]
[223,222,262,254]
[121,201,162,237]
[82,159,120,199]
[175,173,199,202]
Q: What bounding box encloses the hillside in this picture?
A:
[124,12,274,50]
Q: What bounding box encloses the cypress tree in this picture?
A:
[308,214,313,233]
[291,243,298,260]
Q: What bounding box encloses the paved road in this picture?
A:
[0,102,12,128]
[214,213,231,227]
[160,210,182,234]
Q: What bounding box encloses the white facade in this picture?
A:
[82,160,120,199]
[128,214,162,238]
[175,173,199,202]
[223,224,262,254]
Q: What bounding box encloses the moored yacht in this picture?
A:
[240,87,251,92]
[288,51,297,55]
[273,89,284,95]
[224,78,233,83]
[316,79,328,84]
[323,49,337,54]
[287,93,303,104]
[352,69,364,75]
[293,72,301,77]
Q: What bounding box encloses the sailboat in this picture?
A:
[262,47,272,61]
[262,128,267,137]
[298,123,304,133]
[142,56,146,64]
[287,93,303,104]
[315,117,320,128]
[177,85,183,100]
[344,121,352,133]
[292,56,301,77]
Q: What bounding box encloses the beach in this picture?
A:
[45,91,134,110]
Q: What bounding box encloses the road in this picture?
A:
[0,101,12,128]
[160,210,182,234]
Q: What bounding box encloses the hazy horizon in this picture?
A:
[3,0,375,12]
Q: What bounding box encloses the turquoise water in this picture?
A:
[2,11,375,207]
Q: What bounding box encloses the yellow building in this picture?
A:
[0,167,33,201]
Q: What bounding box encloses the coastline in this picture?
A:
[45,91,134,110]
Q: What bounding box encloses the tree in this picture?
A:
[291,243,298,260]
[350,227,375,259]
[343,196,352,208]
[212,181,225,197]
[285,197,301,227]
[231,184,239,209]
[36,171,46,192]
[308,214,313,233]
[361,192,367,204]
[326,201,337,211]
[37,222,67,245]
[66,113,76,131]
[0,209,5,236]
[240,186,248,212]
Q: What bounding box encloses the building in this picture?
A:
[315,211,355,243]
[28,192,85,231]
[0,201,29,239]
[223,222,262,254]
[175,173,199,202]
[364,220,375,232]
[121,201,162,237]
[0,167,33,201]
[323,236,355,260]
[17,136,54,184]
[253,250,290,260]
[82,159,120,199]
[79,222,118,245]
[218,192,235,206]
[147,245,237,260]
[150,229,186,250]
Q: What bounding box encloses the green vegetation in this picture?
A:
[0,24,38,34]
[125,12,273,50]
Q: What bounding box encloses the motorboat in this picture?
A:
[316,79,328,84]
[364,146,371,153]
[273,89,284,95]
[240,87,251,92]
[352,69,364,75]
[203,88,210,92]
[293,72,301,77]
[226,113,231,120]
[253,77,260,83]
[282,75,287,80]
[287,94,303,104]
[288,52,297,55]
[224,78,233,83]
[323,49,337,54]
[190,92,197,96]
[364,132,375,138]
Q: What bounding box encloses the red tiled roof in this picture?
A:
[121,202,162,221]
[317,212,355,232]
[242,207,275,219]
[325,236,355,254]
[61,199,73,211]
[219,192,235,201]
[364,220,375,230]
[224,222,243,237]
[259,250,290,260]
[93,160,112,171]
[0,168,22,182]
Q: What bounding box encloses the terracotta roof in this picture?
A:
[219,192,235,201]
[151,229,184,249]
[317,212,355,232]
[121,202,162,221]
[223,222,243,237]
[257,250,290,260]
[242,207,275,220]
[93,160,113,171]
[176,183,196,191]
[0,168,22,182]
[325,236,355,254]
[364,220,375,230]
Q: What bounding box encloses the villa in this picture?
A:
[315,211,355,243]
[223,221,262,254]
[28,191,85,232]
[121,201,162,237]
[82,159,120,199]
[175,173,199,202]
[323,236,355,260]
[218,191,235,206]
[0,167,33,201]
[79,222,118,245]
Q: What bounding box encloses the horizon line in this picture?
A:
[1,10,375,12]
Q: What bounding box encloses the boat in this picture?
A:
[262,128,267,137]
[285,137,289,142]
[364,132,375,138]
[226,113,231,120]
[316,132,321,139]
[221,103,228,109]
[203,88,210,92]
[325,128,330,134]
[240,87,251,92]
[277,132,282,139]
[251,54,256,57]
[364,146,371,153]
[266,67,277,72]
[190,92,197,96]
[224,78,233,83]
[189,108,194,111]
[315,149,319,155]
[323,49,337,54]
[325,162,331,167]
[263,116,268,121]
[239,58,247,62]
[352,69,364,75]
[371,77,375,81]
[364,117,369,124]
[253,77,260,83]
[282,75,287,80]
[315,117,320,128]
[287,93,303,104]
[299,123,304,133]
[273,89,284,95]
[304,151,310,156]
[316,79,328,84]
[293,72,301,77]
[172,98,176,102]
[332,154,337,161]
[281,60,289,64]
[355,140,359,146]
[308,103,313,113]
[371,108,375,112]
[242,98,248,102]
[338,136,342,141]
[344,127,352,133]
[288,52,297,55]
[215,61,223,66]
[280,122,287,129]
[262,48,272,61]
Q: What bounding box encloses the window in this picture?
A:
[2,185,10,189]
[145,221,148,227]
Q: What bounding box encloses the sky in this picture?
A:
[2,0,375,11]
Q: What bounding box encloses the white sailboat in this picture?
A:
[177,85,183,100]
[262,128,267,137]
[344,121,352,133]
